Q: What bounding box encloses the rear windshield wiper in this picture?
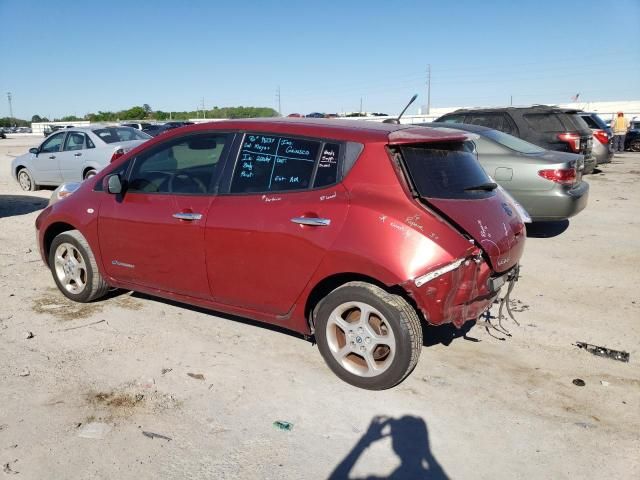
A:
[464,182,498,192]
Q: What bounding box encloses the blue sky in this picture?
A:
[1,0,639,119]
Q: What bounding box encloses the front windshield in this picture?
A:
[483,129,545,154]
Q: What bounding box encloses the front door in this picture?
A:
[33,131,65,184]
[205,134,349,316]
[97,132,231,299]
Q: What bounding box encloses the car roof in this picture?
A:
[447,105,568,114]
[165,118,469,144]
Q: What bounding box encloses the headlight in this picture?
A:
[49,182,81,205]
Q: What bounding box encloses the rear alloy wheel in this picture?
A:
[49,230,109,303]
[18,168,38,191]
[629,140,640,153]
[315,281,422,390]
[84,169,97,180]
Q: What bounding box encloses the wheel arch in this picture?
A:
[43,222,77,263]
[15,164,27,178]
[304,272,424,333]
[82,164,100,178]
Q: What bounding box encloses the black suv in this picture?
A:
[436,106,596,173]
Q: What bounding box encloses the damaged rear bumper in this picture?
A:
[406,254,518,328]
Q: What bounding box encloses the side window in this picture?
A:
[439,114,465,124]
[523,113,564,132]
[40,132,65,153]
[501,114,517,135]
[230,134,320,193]
[86,136,95,149]
[128,133,228,194]
[468,114,505,131]
[63,132,86,151]
[314,143,340,188]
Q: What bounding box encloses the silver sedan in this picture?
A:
[11,126,151,191]
[429,123,589,221]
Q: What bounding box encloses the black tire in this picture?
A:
[314,281,422,390]
[49,230,110,303]
[17,168,39,191]
[84,169,97,180]
[629,140,640,153]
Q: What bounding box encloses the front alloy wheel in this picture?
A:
[18,169,37,191]
[49,230,110,302]
[53,243,88,295]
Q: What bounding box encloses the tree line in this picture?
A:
[2,104,279,127]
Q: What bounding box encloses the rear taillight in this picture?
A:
[557,132,581,153]
[538,168,576,185]
[110,148,125,163]
[593,129,609,145]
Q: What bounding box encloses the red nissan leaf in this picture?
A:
[35,119,526,389]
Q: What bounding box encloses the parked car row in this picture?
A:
[435,106,599,173]
[122,121,194,137]
[1,126,33,134]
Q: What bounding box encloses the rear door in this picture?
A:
[398,142,525,273]
[60,131,89,182]
[205,133,349,316]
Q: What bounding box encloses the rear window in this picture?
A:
[92,127,150,143]
[400,142,494,199]
[482,129,544,154]
[579,115,600,129]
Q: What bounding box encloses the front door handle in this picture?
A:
[291,217,331,227]
[48,155,56,159]
[74,152,82,157]
[173,212,203,221]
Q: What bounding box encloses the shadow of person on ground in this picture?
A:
[329,415,449,480]
[526,219,569,238]
[0,195,48,219]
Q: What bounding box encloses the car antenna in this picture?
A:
[383,94,418,124]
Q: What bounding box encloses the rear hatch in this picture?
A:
[396,141,526,273]
[523,110,593,158]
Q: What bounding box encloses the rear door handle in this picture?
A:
[173,212,203,221]
[291,217,331,227]
[48,155,56,159]
[74,152,82,157]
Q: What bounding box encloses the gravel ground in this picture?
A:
[1,136,638,479]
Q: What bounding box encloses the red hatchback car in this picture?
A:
[36,119,526,389]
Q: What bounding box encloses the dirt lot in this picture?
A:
[1,136,638,479]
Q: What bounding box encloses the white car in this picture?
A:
[11,126,151,191]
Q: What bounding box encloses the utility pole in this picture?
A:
[201,97,206,119]
[426,65,431,115]
[7,92,13,123]
[276,86,281,115]
[510,95,513,106]
[359,97,363,114]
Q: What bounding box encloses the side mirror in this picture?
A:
[106,174,123,194]
[29,147,39,155]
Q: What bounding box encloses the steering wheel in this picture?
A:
[168,172,207,194]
